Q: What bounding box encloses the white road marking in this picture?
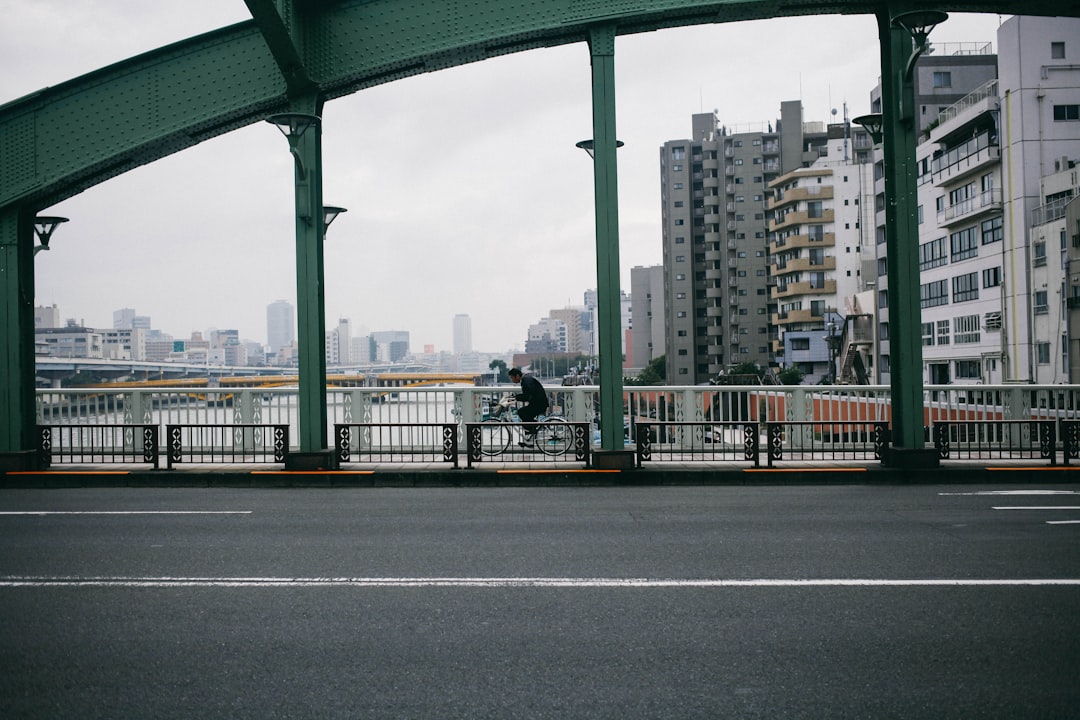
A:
[0,511,252,515]
[0,577,1078,588]
[939,491,1080,496]
[1046,520,1080,525]
[992,506,1080,511]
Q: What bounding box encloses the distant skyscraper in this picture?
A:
[113,307,135,329]
[266,300,294,353]
[453,314,472,355]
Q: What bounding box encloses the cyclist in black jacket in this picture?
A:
[508,367,548,447]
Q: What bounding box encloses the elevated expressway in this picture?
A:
[0,0,1069,469]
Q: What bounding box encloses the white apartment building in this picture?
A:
[905,15,1080,385]
[1032,158,1079,383]
[768,148,876,383]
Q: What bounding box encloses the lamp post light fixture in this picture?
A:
[892,10,948,74]
[852,113,884,145]
[322,206,347,232]
[575,139,624,158]
[33,216,69,255]
[266,112,320,176]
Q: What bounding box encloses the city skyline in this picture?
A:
[3,2,1005,351]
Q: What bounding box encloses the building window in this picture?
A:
[950,227,978,261]
[675,273,686,280]
[671,146,686,160]
[791,338,810,351]
[952,272,979,303]
[673,201,684,208]
[1036,342,1051,364]
[675,236,685,244]
[921,279,949,308]
[922,322,934,347]
[955,360,980,378]
[1053,105,1080,121]
[1034,290,1049,314]
[982,266,1002,288]
[675,255,685,262]
[920,237,948,270]
[1034,241,1047,266]
[937,320,950,346]
[675,292,686,300]
[1052,41,1065,59]
[981,217,1002,244]
[933,71,952,88]
[954,314,980,344]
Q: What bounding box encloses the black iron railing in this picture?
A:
[765,422,889,466]
[335,423,458,468]
[635,421,759,467]
[166,424,288,469]
[38,424,159,468]
[464,421,590,468]
[933,420,1057,465]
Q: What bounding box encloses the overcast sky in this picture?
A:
[1,2,1006,354]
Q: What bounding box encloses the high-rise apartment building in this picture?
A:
[661,102,872,384]
[767,143,876,383]
[873,16,1080,386]
[871,40,1000,385]
[453,314,472,355]
[266,299,295,354]
[629,265,665,371]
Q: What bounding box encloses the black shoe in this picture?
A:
[518,438,535,448]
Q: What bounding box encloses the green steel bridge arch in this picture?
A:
[0,0,1070,467]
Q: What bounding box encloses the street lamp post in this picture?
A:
[578,24,633,468]
[266,112,336,469]
[874,8,947,468]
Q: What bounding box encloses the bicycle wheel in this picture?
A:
[536,417,573,456]
[477,419,511,457]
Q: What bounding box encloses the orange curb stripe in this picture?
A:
[496,469,621,474]
[744,467,868,473]
[986,466,1079,471]
[250,470,375,475]
[6,471,130,475]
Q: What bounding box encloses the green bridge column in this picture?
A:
[587,25,631,466]
[0,205,38,470]
[878,9,938,468]
[282,101,334,470]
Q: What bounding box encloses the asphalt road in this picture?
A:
[1,484,1078,719]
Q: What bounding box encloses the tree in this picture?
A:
[777,366,805,385]
[626,354,666,386]
[488,359,508,383]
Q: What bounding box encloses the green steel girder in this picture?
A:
[0,0,1070,214]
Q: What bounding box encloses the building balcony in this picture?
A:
[772,257,836,275]
[768,232,835,253]
[706,324,725,337]
[703,175,720,188]
[769,209,834,231]
[931,142,1000,186]
[766,185,834,210]
[936,188,1002,227]
[772,308,821,325]
[706,305,725,317]
[774,280,836,298]
[705,285,726,298]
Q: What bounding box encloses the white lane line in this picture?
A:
[1,577,1078,588]
[940,491,1080,496]
[0,511,252,516]
[991,506,1080,511]
[1046,520,1080,525]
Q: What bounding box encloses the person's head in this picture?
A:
[508,367,523,381]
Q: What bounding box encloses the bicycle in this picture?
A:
[478,396,574,457]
